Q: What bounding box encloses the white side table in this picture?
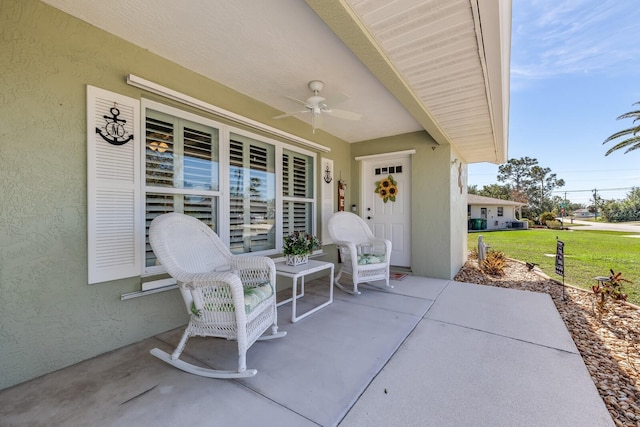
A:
[275,259,334,323]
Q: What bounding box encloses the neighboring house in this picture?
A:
[573,209,595,218]
[468,194,526,231]
[0,0,511,390]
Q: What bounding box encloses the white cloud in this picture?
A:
[512,0,640,83]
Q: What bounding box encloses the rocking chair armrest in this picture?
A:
[175,271,244,291]
[333,240,358,255]
[178,272,248,323]
[334,241,359,269]
[369,238,392,254]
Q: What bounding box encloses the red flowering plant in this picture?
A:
[592,269,630,319]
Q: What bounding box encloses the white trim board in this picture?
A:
[355,149,416,161]
[127,74,330,153]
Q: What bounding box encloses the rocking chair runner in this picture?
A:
[148,213,285,378]
[327,212,393,294]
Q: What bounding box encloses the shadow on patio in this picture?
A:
[0,275,613,426]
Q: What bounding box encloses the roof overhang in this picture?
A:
[42,0,511,163]
[308,0,511,164]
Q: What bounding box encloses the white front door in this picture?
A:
[361,155,411,267]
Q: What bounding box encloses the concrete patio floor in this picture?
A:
[0,275,613,426]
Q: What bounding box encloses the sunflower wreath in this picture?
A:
[375,175,398,203]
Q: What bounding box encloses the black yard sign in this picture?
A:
[555,239,566,301]
[555,240,564,276]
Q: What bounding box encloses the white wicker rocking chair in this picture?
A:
[148,212,286,379]
[327,211,393,294]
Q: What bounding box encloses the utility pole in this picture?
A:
[560,191,567,226]
[592,189,599,220]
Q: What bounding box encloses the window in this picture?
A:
[229,133,276,254]
[142,102,315,271]
[144,108,220,274]
[88,87,318,289]
[497,207,504,217]
[282,149,315,237]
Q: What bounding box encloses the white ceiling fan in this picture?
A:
[273,80,362,133]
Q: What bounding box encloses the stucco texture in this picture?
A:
[0,0,348,390]
[0,0,465,390]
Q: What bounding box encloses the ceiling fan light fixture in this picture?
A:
[273,80,361,132]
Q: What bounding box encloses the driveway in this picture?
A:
[565,219,640,233]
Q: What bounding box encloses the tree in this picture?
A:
[497,157,537,198]
[601,187,640,222]
[528,165,565,213]
[468,183,512,200]
[603,102,640,155]
[478,183,512,200]
[496,157,565,218]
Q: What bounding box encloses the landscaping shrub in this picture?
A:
[537,211,556,225]
[545,220,563,229]
[592,270,630,320]
[469,246,478,259]
[481,250,507,276]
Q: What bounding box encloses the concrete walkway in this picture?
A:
[0,276,613,426]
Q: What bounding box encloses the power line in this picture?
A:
[549,168,639,174]
[552,187,636,194]
[469,168,639,177]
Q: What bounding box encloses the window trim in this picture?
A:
[227,127,317,256]
[142,99,224,276]
[140,99,317,278]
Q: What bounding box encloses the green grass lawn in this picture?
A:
[468,229,640,305]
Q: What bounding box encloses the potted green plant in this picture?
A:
[283,231,320,266]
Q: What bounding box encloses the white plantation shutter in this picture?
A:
[283,149,314,237]
[143,109,219,271]
[87,85,141,284]
[229,134,275,254]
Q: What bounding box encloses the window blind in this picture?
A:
[282,150,314,238]
[229,135,275,254]
[144,110,219,270]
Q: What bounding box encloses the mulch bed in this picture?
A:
[454,258,640,427]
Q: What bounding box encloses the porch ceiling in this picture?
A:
[42,0,510,163]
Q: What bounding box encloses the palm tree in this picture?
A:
[603,102,640,155]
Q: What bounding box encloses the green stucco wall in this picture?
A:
[0,0,349,390]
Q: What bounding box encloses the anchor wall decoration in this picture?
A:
[323,163,333,184]
[96,103,134,146]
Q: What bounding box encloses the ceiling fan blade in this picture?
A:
[325,108,362,121]
[323,93,349,107]
[273,110,309,119]
[284,96,309,106]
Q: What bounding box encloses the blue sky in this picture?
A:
[468,0,640,205]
